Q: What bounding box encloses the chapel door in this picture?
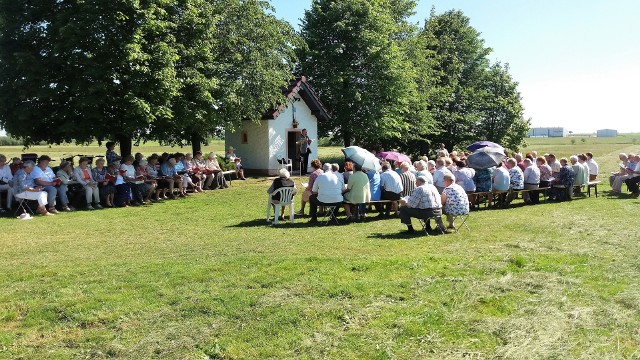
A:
[287,130,301,171]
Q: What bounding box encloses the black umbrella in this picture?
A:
[466,147,506,170]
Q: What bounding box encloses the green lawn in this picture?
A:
[1,136,639,359]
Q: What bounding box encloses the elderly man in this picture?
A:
[379,161,403,218]
[432,158,451,193]
[309,163,344,223]
[624,155,640,197]
[547,154,561,175]
[12,160,53,216]
[399,162,416,197]
[586,152,599,181]
[398,175,445,234]
[31,155,59,214]
[522,158,540,204]
[612,153,636,193]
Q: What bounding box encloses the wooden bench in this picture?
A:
[222,170,236,183]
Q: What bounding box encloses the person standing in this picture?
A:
[298,128,312,174]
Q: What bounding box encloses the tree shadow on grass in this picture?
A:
[367,231,438,240]
[227,218,347,228]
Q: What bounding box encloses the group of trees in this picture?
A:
[0,0,529,156]
[299,0,530,155]
[0,0,300,155]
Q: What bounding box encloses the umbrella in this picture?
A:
[466,147,506,170]
[378,151,411,163]
[467,141,503,153]
[342,146,381,171]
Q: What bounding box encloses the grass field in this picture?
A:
[1,136,639,359]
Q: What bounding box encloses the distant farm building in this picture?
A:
[596,129,618,137]
[528,127,568,138]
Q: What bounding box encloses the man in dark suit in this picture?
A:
[298,128,312,174]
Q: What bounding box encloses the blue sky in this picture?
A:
[269,0,639,134]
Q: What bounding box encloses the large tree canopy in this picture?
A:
[299,3,529,154]
[298,0,433,149]
[0,0,299,155]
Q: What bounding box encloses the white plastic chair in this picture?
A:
[266,187,296,224]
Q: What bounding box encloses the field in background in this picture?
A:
[1,136,639,358]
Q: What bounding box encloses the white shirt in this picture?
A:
[433,166,452,188]
[523,165,540,184]
[312,172,344,203]
[379,170,403,194]
[587,159,599,176]
[0,164,12,183]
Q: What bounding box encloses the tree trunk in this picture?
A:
[191,132,202,154]
[343,130,351,148]
[117,134,133,158]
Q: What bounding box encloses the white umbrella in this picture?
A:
[342,146,381,171]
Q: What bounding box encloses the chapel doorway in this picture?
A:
[287,130,301,172]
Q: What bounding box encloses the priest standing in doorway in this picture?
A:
[298,128,312,174]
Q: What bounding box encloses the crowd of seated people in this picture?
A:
[272,146,603,234]
[0,144,239,216]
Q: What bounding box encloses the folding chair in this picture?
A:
[14,196,34,216]
[449,213,470,232]
[417,215,445,236]
[321,203,341,225]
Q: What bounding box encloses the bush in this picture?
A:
[216,155,236,171]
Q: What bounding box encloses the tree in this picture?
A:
[298,0,432,148]
[475,62,530,151]
[0,0,300,155]
[420,9,491,154]
[418,9,529,154]
[0,0,180,155]
[155,0,301,153]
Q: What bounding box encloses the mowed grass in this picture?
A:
[1,136,640,359]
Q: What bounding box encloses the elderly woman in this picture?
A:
[506,158,524,204]
[147,155,173,200]
[92,157,115,207]
[204,152,228,190]
[73,157,102,210]
[549,158,576,201]
[343,165,371,222]
[12,160,53,216]
[537,156,553,188]
[160,157,182,199]
[343,161,354,185]
[296,159,323,216]
[0,154,14,212]
[184,153,203,193]
[267,168,297,221]
[225,146,246,180]
[441,173,469,230]
[135,159,158,202]
[55,161,76,211]
[414,160,433,184]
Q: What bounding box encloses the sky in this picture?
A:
[269,0,640,134]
